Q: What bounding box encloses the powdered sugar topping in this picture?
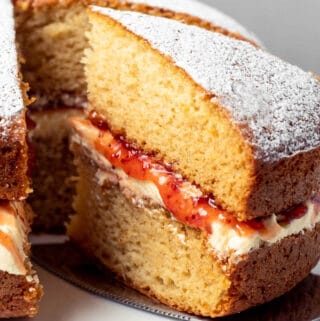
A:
[0,0,25,124]
[127,0,260,44]
[91,8,320,162]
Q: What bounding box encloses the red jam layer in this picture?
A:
[71,116,311,236]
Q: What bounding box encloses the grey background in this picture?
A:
[201,0,320,74]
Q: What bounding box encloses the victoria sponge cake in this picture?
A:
[83,7,320,220]
[14,0,261,232]
[67,7,320,318]
[1,0,318,318]
[0,0,42,317]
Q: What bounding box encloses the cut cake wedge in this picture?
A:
[68,7,320,318]
[84,7,320,220]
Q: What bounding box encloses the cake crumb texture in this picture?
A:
[14,0,259,106]
[68,140,320,317]
[0,271,42,318]
[28,108,84,232]
[84,9,320,220]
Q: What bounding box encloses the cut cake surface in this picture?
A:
[85,7,320,220]
[68,130,320,317]
[13,0,263,231]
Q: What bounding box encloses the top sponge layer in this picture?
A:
[92,6,320,163]
[86,7,320,219]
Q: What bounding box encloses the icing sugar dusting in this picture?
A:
[0,0,24,123]
[127,0,260,44]
[91,8,320,163]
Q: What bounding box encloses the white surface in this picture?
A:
[18,265,166,321]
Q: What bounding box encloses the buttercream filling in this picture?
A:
[0,202,27,275]
[210,200,320,256]
[71,117,320,256]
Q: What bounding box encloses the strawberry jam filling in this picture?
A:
[71,115,314,237]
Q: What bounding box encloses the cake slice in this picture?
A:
[67,8,320,317]
[0,0,42,317]
[84,7,320,220]
[0,0,31,200]
[14,0,261,232]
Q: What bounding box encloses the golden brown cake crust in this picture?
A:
[225,223,320,314]
[0,271,42,318]
[0,113,30,200]
[246,147,320,220]
[69,139,320,317]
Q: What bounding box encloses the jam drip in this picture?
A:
[75,115,311,236]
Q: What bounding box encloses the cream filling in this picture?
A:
[74,133,320,256]
[0,205,27,275]
[96,168,164,208]
[209,201,320,256]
